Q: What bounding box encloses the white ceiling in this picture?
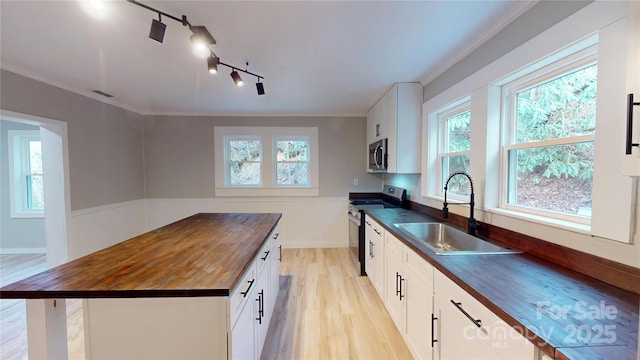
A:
[0,1,532,116]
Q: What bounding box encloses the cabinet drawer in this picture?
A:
[230,261,257,327]
[385,232,403,258]
[435,270,534,359]
[256,239,271,275]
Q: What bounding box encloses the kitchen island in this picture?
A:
[0,212,282,359]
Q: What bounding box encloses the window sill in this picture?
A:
[486,207,590,235]
[10,211,44,219]
[215,187,319,197]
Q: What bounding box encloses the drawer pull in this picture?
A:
[451,300,482,328]
[241,279,255,298]
[261,250,270,261]
[431,313,438,347]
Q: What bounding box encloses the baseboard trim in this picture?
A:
[0,247,46,254]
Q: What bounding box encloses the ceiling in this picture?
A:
[0,1,532,116]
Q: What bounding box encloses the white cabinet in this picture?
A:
[366,82,422,173]
[383,232,434,359]
[229,226,280,360]
[434,269,534,360]
[621,1,640,176]
[367,92,389,145]
[364,216,385,297]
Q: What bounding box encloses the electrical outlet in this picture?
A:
[353,178,359,186]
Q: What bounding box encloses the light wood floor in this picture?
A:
[1,248,410,359]
[262,248,412,359]
[0,254,85,360]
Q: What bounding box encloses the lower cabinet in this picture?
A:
[364,216,385,298]
[383,232,434,360]
[371,225,536,360]
[229,225,280,360]
[434,269,534,359]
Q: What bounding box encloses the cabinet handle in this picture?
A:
[371,241,375,259]
[395,272,400,297]
[261,250,270,261]
[256,290,264,324]
[273,232,279,239]
[450,300,482,328]
[376,123,380,137]
[373,229,381,235]
[626,94,640,154]
[431,314,438,347]
[278,245,282,261]
[241,279,255,298]
[399,275,405,300]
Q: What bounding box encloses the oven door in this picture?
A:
[348,211,361,271]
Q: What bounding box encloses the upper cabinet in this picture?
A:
[366,83,423,173]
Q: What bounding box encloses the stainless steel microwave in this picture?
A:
[368,138,387,172]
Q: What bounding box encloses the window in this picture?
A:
[215,127,318,196]
[227,137,262,186]
[8,130,44,217]
[502,56,597,223]
[274,137,309,186]
[434,99,471,198]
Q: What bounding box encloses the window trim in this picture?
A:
[498,52,598,225]
[8,130,44,218]
[215,126,319,197]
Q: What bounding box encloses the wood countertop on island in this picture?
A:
[0,213,282,299]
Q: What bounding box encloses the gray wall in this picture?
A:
[0,120,45,250]
[424,0,593,101]
[143,115,382,198]
[0,70,145,210]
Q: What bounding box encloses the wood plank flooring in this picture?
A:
[0,254,85,359]
[262,248,412,359]
[1,249,411,359]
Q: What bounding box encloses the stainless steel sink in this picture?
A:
[393,223,522,255]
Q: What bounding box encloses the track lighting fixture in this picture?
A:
[256,80,265,95]
[230,70,244,87]
[127,0,265,94]
[148,14,166,43]
[207,56,219,74]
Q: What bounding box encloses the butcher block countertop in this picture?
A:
[0,213,281,299]
[365,208,639,359]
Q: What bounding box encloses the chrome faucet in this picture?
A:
[443,172,481,236]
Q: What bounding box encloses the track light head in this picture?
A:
[207,56,219,75]
[189,25,216,58]
[148,17,166,43]
[256,81,265,95]
[230,70,244,87]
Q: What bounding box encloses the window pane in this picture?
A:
[515,64,597,144]
[29,140,43,174]
[446,111,471,152]
[229,140,261,161]
[229,163,261,185]
[442,155,470,197]
[26,174,45,210]
[507,142,593,216]
[276,140,308,161]
[276,163,309,185]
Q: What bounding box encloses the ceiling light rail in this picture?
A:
[126,0,265,95]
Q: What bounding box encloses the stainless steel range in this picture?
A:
[348,185,406,275]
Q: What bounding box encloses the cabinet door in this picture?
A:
[268,231,280,315]
[254,267,269,358]
[371,226,385,298]
[384,249,405,333]
[404,254,434,360]
[230,292,256,360]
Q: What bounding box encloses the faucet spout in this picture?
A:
[443,172,481,236]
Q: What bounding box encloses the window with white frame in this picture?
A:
[227,136,262,186]
[436,100,471,198]
[501,54,597,223]
[215,127,318,196]
[274,137,309,186]
[8,130,45,217]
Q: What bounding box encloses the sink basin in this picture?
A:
[393,223,522,255]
